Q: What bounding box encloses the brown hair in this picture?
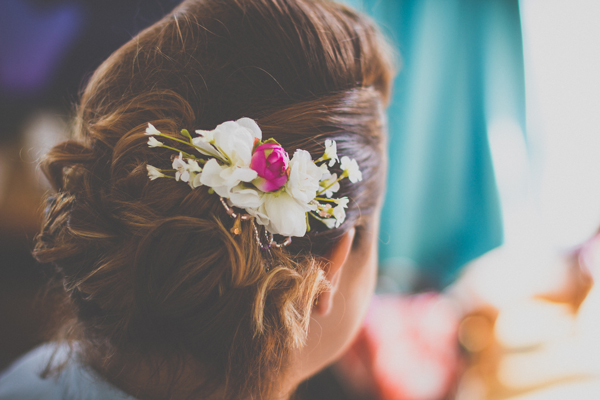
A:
[34,0,394,398]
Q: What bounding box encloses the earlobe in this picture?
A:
[313,228,356,315]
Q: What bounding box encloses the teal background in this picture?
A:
[342,0,526,290]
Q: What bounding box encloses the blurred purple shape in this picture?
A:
[0,0,84,96]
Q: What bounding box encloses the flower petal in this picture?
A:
[148,137,163,148]
[260,192,307,237]
[145,123,161,136]
[236,117,262,140]
[200,159,229,196]
[192,137,220,157]
[229,186,264,209]
[228,166,258,184]
[190,173,203,189]
[213,121,255,166]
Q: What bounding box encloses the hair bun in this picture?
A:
[33,1,395,398]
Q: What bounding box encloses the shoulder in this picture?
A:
[0,343,66,400]
[0,343,137,400]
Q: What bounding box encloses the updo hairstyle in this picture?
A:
[34,0,394,398]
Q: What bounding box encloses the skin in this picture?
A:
[283,208,383,396]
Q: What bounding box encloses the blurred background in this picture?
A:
[1,0,600,399]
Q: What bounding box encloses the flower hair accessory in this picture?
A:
[145,118,361,248]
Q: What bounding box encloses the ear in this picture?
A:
[314,228,355,316]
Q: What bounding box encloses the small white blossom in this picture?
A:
[173,153,191,182]
[146,165,165,180]
[332,204,347,227]
[340,156,362,183]
[186,160,202,188]
[286,149,322,204]
[188,159,202,173]
[194,129,215,143]
[334,197,349,208]
[145,123,161,136]
[319,172,340,198]
[192,127,217,158]
[320,217,336,229]
[323,139,339,167]
[148,137,163,148]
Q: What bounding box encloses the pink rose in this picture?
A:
[250,143,289,192]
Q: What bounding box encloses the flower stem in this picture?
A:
[159,134,225,162]
[308,211,331,224]
[314,197,338,203]
[308,211,321,220]
[157,144,198,159]
[214,144,232,164]
[157,134,196,148]
[316,174,346,196]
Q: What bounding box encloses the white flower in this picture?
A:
[229,185,264,209]
[194,128,214,143]
[145,123,161,136]
[148,137,163,148]
[212,119,261,164]
[200,158,257,197]
[192,117,261,161]
[320,217,336,229]
[146,165,165,180]
[186,159,202,188]
[190,173,203,189]
[334,197,349,208]
[319,171,340,198]
[332,204,347,227]
[197,118,261,197]
[188,159,202,173]
[173,153,191,182]
[340,156,362,183]
[286,149,322,204]
[192,128,218,158]
[253,192,308,237]
[323,139,339,167]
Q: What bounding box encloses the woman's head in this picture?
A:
[34,0,394,398]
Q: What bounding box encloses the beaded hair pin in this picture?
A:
[145,118,361,249]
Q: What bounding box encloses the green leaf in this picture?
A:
[262,138,281,146]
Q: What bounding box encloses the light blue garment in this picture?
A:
[342,0,525,290]
[0,344,137,400]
